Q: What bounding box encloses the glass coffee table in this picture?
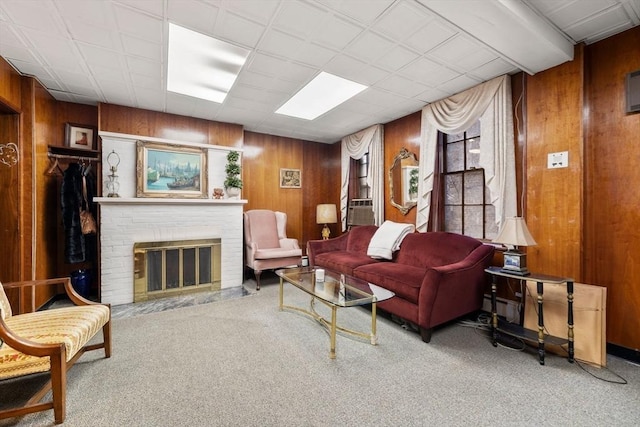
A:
[276,266,394,359]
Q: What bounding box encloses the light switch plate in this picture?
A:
[547,151,568,169]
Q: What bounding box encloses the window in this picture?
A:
[442,121,498,240]
[355,152,371,199]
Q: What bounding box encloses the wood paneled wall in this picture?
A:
[243,131,341,252]
[525,45,584,279]
[583,27,640,348]
[383,112,421,225]
[99,103,242,148]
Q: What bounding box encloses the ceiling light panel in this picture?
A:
[276,72,367,120]
[167,23,250,103]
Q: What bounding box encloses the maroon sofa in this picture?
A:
[307,225,495,342]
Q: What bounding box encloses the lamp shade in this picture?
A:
[493,217,537,247]
[316,204,337,224]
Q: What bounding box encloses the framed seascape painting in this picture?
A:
[136,140,208,198]
[279,168,301,188]
[65,123,97,151]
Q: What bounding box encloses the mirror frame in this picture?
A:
[388,147,418,215]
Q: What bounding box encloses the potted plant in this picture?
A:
[224,150,242,198]
[408,168,419,200]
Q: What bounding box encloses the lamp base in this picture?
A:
[501,250,530,276]
[321,224,331,240]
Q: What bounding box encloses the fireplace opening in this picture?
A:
[134,239,221,302]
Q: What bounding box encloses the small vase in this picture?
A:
[226,187,240,199]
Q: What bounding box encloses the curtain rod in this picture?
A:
[47,152,101,162]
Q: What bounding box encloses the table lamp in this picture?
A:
[316,204,337,240]
[492,217,537,275]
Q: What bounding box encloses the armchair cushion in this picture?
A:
[0,304,110,379]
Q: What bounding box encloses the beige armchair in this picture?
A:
[244,210,302,290]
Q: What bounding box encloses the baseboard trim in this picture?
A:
[607,343,640,364]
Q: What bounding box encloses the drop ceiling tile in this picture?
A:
[436,74,482,96]
[68,23,122,51]
[5,58,49,78]
[36,76,63,91]
[78,44,124,70]
[311,15,364,50]
[90,64,126,83]
[216,10,266,49]
[290,42,337,68]
[565,6,635,43]
[0,0,63,35]
[21,31,79,70]
[374,45,420,72]
[273,1,330,39]
[468,58,518,81]
[167,0,218,35]
[48,89,77,103]
[50,68,95,88]
[112,3,163,42]
[399,56,458,87]
[316,0,395,26]
[404,19,457,54]
[531,0,618,29]
[126,56,161,77]
[120,35,162,61]
[354,87,411,108]
[376,74,428,98]
[414,86,450,103]
[428,35,486,67]
[0,44,38,63]
[355,65,390,86]
[324,54,366,80]
[115,0,164,18]
[0,24,26,47]
[64,83,101,99]
[54,0,118,27]
[373,0,433,41]
[222,0,280,25]
[131,72,161,90]
[258,29,306,58]
[345,31,395,63]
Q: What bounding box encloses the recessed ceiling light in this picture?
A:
[167,23,250,103]
[276,72,368,120]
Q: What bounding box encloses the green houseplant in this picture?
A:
[224,151,242,198]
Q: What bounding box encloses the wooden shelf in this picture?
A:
[48,145,100,160]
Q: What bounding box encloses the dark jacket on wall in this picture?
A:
[61,163,96,263]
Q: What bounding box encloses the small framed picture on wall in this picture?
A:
[280,168,301,188]
[65,123,97,151]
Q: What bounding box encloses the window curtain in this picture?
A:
[340,124,384,231]
[416,74,517,232]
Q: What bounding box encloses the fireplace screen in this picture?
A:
[134,239,221,302]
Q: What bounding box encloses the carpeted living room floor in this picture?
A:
[1,272,639,426]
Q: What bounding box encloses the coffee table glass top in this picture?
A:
[276,267,394,307]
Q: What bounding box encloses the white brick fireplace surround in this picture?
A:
[95,132,246,306]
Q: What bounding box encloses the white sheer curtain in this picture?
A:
[340,124,384,231]
[416,74,517,232]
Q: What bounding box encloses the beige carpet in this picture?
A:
[1,276,639,426]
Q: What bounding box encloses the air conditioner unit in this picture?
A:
[347,198,374,227]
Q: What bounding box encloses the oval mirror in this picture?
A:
[389,147,419,215]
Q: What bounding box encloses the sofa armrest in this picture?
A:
[307,233,350,266]
[418,244,494,328]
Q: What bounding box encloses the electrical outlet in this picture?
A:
[547,151,568,169]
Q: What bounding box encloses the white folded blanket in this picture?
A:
[367,220,415,260]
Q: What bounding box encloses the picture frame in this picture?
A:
[280,168,301,188]
[65,123,97,151]
[136,140,208,198]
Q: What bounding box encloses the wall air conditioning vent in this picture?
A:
[347,198,374,227]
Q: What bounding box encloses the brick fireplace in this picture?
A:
[96,132,246,306]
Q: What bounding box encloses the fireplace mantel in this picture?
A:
[94,197,247,206]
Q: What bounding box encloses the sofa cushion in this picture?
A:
[345,225,380,254]
[0,304,110,380]
[315,251,381,277]
[395,232,481,268]
[354,262,424,304]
